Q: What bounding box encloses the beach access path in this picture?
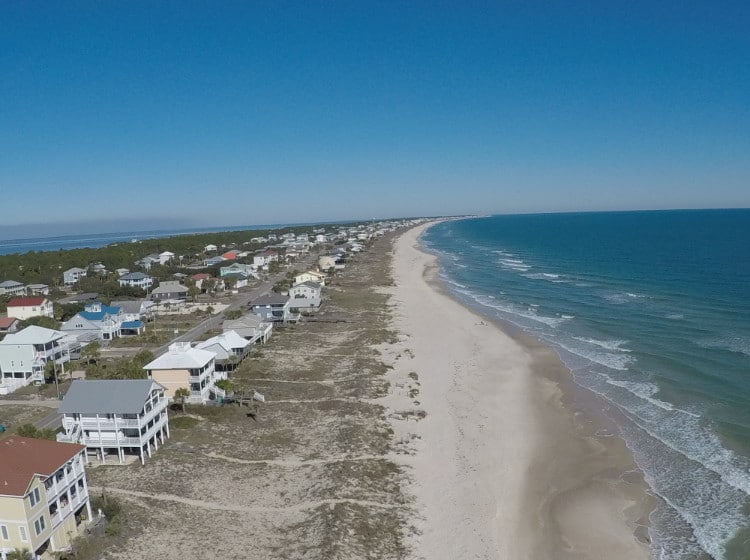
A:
[385,222,651,560]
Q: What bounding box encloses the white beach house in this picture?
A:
[0,326,71,395]
[57,379,170,465]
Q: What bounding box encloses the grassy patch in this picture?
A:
[169,416,199,429]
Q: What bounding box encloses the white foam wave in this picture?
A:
[444,278,467,289]
[454,288,569,328]
[521,272,569,283]
[580,372,749,559]
[697,336,750,358]
[603,292,649,304]
[604,378,678,413]
[499,259,531,272]
[665,313,684,320]
[557,341,634,371]
[573,336,631,352]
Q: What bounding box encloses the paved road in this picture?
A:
[152,255,316,356]
[0,255,316,433]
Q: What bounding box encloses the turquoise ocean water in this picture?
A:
[422,210,750,560]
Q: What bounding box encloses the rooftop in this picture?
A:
[0,317,19,329]
[0,436,85,497]
[7,296,47,307]
[59,379,164,415]
[0,325,65,345]
[119,272,151,281]
[143,342,215,370]
[251,294,289,306]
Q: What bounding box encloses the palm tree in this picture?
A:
[7,548,33,560]
[174,387,190,413]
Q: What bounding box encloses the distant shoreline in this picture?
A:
[0,222,340,256]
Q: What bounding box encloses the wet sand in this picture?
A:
[384,222,653,559]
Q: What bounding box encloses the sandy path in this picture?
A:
[386,222,651,560]
[94,486,400,512]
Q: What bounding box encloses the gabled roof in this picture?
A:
[0,325,64,345]
[0,317,19,329]
[79,305,121,321]
[0,436,85,497]
[196,330,249,355]
[121,320,144,329]
[7,296,47,307]
[0,280,24,288]
[59,379,164,415]
[192,273,210,280]
[111,300,153,315]
[63,267,86,274]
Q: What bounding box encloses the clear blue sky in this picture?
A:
[2,1,749,235]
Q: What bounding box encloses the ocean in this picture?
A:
[422,210,750,560]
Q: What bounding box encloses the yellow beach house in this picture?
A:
[0,436,92,560]
[143,342,223,404]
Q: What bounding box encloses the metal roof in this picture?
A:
[59,379,165,414]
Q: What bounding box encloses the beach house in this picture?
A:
[219,263,257,279]
[0,436,92,560]
[56,379,170,465]
[61,303,123,342]
[249,294,295,323]
[288,282,322,312]
[117,271,154,290]
[293,270,327,286]
[195,331,250,372]
[143,342,224,403]
[0,326,71,395]
[149,281,189,302]
[0,280,25,297]
[26,284,50,296]
[0,317,20,335]
[222,314,272,344]
[318,255,336,271]
[62,268,87,286]
[6,297,54,320]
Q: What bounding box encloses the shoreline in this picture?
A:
[385,222,653,559]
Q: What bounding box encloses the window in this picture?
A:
[28,487,40,507]
[19,525,27,541]
[0,524,8,540]
[34,515,45,535]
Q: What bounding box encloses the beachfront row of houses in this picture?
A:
[0,220,416,560]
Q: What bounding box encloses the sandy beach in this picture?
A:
[385,222,653,560]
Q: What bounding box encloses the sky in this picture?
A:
[1,1,749,236]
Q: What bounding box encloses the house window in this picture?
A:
[19,525,28,541]
[29,487,41,507]
[0,524,8,540]
[34,515,46,535]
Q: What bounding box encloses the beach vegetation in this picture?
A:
[16,423,58,440]
[6,548,33,560]
[174,387,190,412]
[18,315,60,330]
[170,416,199,429]
[224,308,242,320]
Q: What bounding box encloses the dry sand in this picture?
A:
[383,222,652,560]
